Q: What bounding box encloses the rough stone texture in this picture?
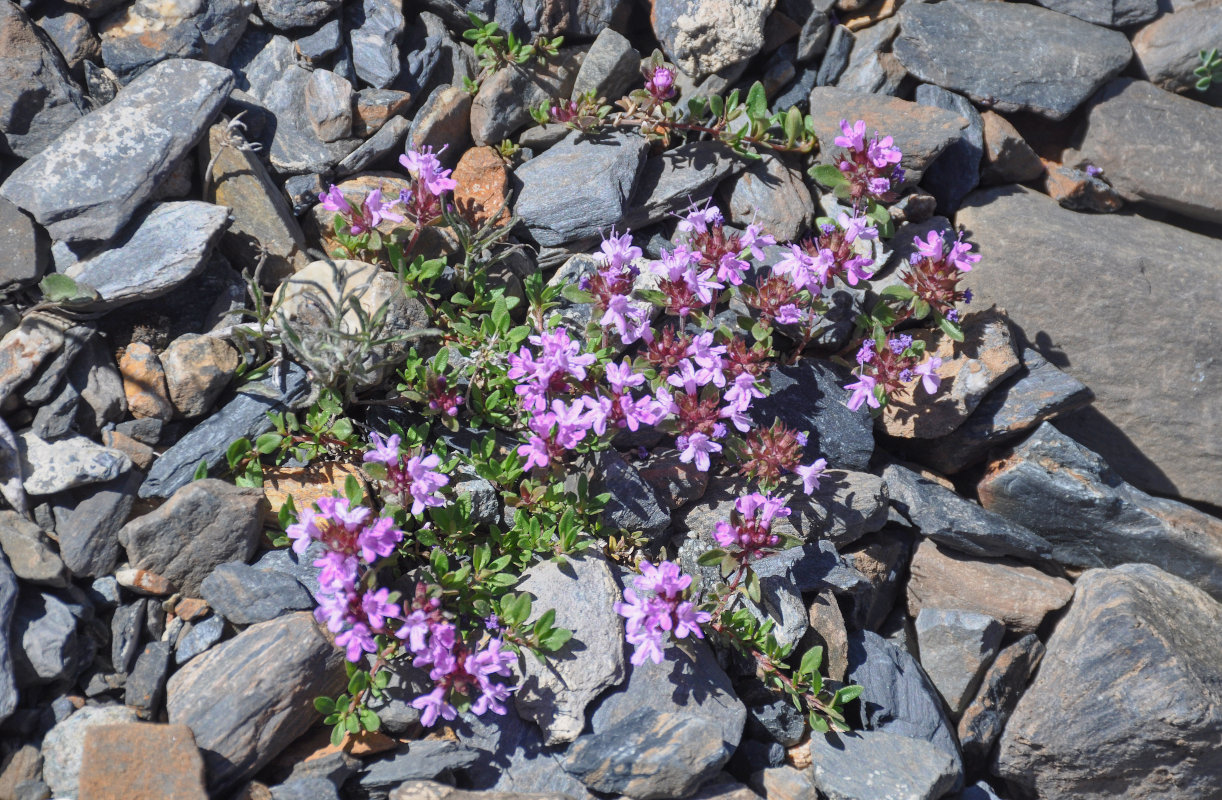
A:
[620,142,745,231]
[1032,0,1158,27]
[200,562,314,625]
[335,114,410,177]
[97,0,250,78]
[57,470,142,578]
[304,69,354,143]
[836,17,904,95]
[350,740,481,800]
[882,463,1053,563]
[572,27,639,101]
[1070,78,1222,225]
[957,633,1043,769]
[879,307,1022,440]
[256,0,340,29]
[563,708,726,799]
[512,553,625,745]
[978,423,1222,599]
[906,539,1073,637]
[354,88,413,136]
[139,362,308,498]
[718,153,812,242]
[39,8,98,73]
[167,612,346,794]
[407,85,471,165]
[0,510,66,587]
[958,184,1222,507]
[470,59,573,146]
[749,358,874,471]
[0,552,16,722]
[808,729,959,800]
[175,614,224,665]
[42,705,139,798]
[126,640,172,717]
[913,84,981,214]
[913,608,1003,717]
[893,1,1132,120]
[917,347,1093,475]
[119,479,266,596]
[119,342,174,421]
[345,0,404,88]
[452,145,509,227]
[18,431,130,496]
[845,630,964,790]
[0,197,47,289]
[0,314,68,410]
[1042,162,1123,213]
[388,782,574,800]
[160,333,240,419]
[1134,3,1222,100]
[0,0,87,159]
[997,564,1222,799]
[596,449,670,540]
[513,131,648,246]
[842,526,913,632]
[651,0,774,80]
[79,723,208,799]
[979,111,1044,186]
[0,59,233,244]
[809,87,968,185]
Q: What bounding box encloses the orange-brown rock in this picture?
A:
[262,461,367,515]
[101,429,155,470]
[78,722,207,800]
[118,342,173,421]
[453,146,509,227]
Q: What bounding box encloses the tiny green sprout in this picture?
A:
[1195,48,1222,92]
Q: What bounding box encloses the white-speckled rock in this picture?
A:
[17,431,131,496]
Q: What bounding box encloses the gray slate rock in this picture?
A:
[121,479,265,596]
[139,361,308,498]
[749,358,874,471]
[175,614,225,665]
[295,19,343,60]
[1070,78,1222,225]
[256,0,340,29]
[815,26,853,86]
[17,432,130,496]
[957,633,1043,769]
[619,141,747,231]
[914,85,982,215]
[0,510,67,587]
[97,0,251,79]
[917,347,1093,475]
[166,612,346,794]
[345,0,404,88]
[742,678,806,746]
[305,69,354,142]
[596,449,670,542]
[65,202,230,309]
[718,153,813,242]
[846,630,964,791]
[563,708,727,799]
[883,463,1053,563]
[1032,0,1158,27]
[56,470,142,578]
[571,27,639,101]
[457,705,600,798]
[913,608,1003,717]
[0,197,48,288]
[836,17,905,96]
[997,565,1222,799]
[650,0,772,81]
[841,526,914,632]
[977,423,1222,599]
[254,539,327,601]
[0,552,17,723]
[125,640,171,716]
[1134,4,1222,101]
[470,57,574,146]
[809,729,959,800]
[512,552,626,745]
[978,111,1044,186]
[893,0,1132,120]
[111,599,146,674]
[200,561,313,625]
[349,741,480,800]
[0,1,87,159]
[41,705,139,798]
[0,58,233,243]
[12,589,84,686]
[271,777,341,800]
[959,184,1222,506]
[407,85,472,163]
[513,131,649,247]
[335,114,410,177]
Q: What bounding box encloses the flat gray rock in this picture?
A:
[978,423,1222,599]
[913,608,1003,716]
[957,633,1043,769]
[809,729,959,800]
[596,449,670,542]
[98,0,251,79]
[620,141,747,231]
[651,0,771,80]
[0,58,233,243]
[41,705,139,798]
[345,0,403,89]
[167,612,346,794]
[513,131,648,246]
[571,27,639,101]
[1134,4,1222,100]
[1032,0,1158,27]
[12,589,85,686]
[0,510,67,587]
[65,202,230,309]
[718,153,813,242]
[1070,78,1222,225]
[893,0,1132,120]
[17,431,130,496]
[256,0,340,29]
[0,1,87,159]
[0,552,16,724]
[997,564,1222,799]
[200,562,314,625]
[959,184,1222,506]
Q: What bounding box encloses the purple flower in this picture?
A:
[363,188,404,229]
[601,293,649,343]
[411,686,458,728]
[775,304,802,325]
[518,434,551,471]
[1085,164,1102,177]
[741,224,776,260]
[600,229,642,270]
[835,119,867,151]
[319,185,351,214]
[357,515,404,563]
[914,230,945,260]
[361,587,399,630]
[888,334,913,355]
[946,237,981,273]
[363,431,401,467]
[335,622,377,662]
[645,65,676,101]
[855,339,876,365]
[404,453,449,515]
[795,458,827,495]
[676,431,722,472]
[867,134,903,169]
[845,374,881,411]
[396,608,432,651]
[914,356,943,395]
[773,245,819,291]
[614,560,708,666]
[837,212,877,243]
[400,146,457,196]
[717,252,750,286]
[843,255,874,286]
[604,359,646,395]
[672,601,709,639]
[724,372,764,411]
[676,201,723,235]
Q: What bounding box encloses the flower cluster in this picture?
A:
[582,229,651,345]
[613,560,710,665]
[363,432,450,515]
[287,497,405,662]
[318,147,457,239]
[397,584,517,727]
[318,186,404,236]
[899,229,979,322]
[737,420,826,493]
[833,119,904,203]
[844,335,943,412]
[712,492,793,560]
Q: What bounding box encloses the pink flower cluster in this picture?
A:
[613,560,710,666]
[845,335,943,412]
[317,147,456,237]
[287,497,405,662]
[397,586,517,727]
[900,229,979,322]
[712,491,793,559]
[318,185,403,236]
[585,229,651,345]
[363,432,450,515]
[834,119,905,203]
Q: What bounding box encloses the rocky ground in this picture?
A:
[2,0,1222,799]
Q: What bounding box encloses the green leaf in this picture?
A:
[745,81,767,120]
[697,547,728,566]
[39,273,99,304]
[809,713,830,734]
[542,627,573,651]
[344,473,363,506]
[745,570,761,603]
[358,707,381,731]
[255,433,283,454]
[936,313,965,342]
[912,298,931,320]
[809,164,849,188]
[225,438,251,469]
[797,646,824,679]
[709,93,725,119]
[330,724,345,747]
[834,685,864,705]
[561,285,595,305]
[348,670,368,695]
[192,459,209,481]
[533,608,557,639]
[878,285,915,300]
[430,548,450,578]
[783,106,802,146]
[314,696,336,714]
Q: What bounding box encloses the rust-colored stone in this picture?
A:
[173,596,210,623]
[115,566,174,595]
[78,722,207,800]
[102,429,156,470]
[118,342,173,421]
[262,460,367,515]
[453,146,509,227]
